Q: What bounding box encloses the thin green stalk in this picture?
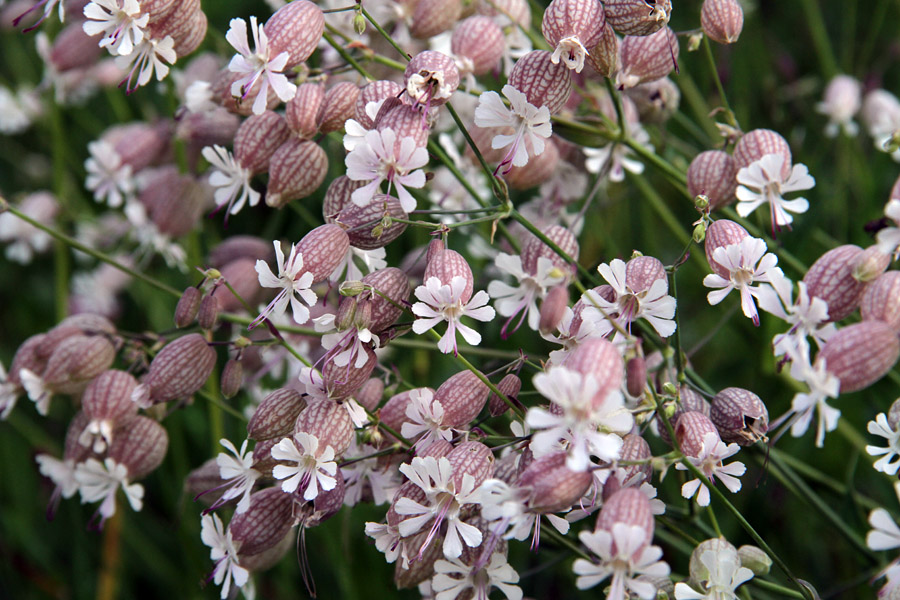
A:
[702,36,735,126]
[751,578,806,599]
[798,0,840,79]
[360,7,410,61]
[0,200,181,298]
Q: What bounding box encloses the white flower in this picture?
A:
[0,361,19,420]
[432,553,523,600]
[36,454,79,499]
[584,126,651,183]
[550,34,591,73]
[735,153,815,230]
[703,236,779,326]
[401,388,455,450]
[488,254,566,335]
[271,432,338,501]
[123,201,187,270]
[582,258,677,338]
[116,36,177,92]
[478,478,570,545]
[573,523,670,597]
[867,412,900,475]
[395,456,483,559]
[330,246,387,283]
[364,521,404,564]
[815,75,862,138]
[226,16,297,115]
[0,85,41,134]
[85,140,135,208]
[867,485,900,597]
[82,0,148,57]
[876,199,900,261]
[214,438,261,513]
[781,340,841,447]
[675,432,746,507]
[674,546,754,599]
[202,145,260,218]
[0,192,56,264]
[74,457,144,526]
[19,368,52,416]
[201,513,250,600]
[346,127,428,212]
[755,268,836,356]
[473,84,551,171]
[406,68,455,104]
[411,276,496,355]
[251,240,317,328]
[527,366,632,471]
[342,442,400,507]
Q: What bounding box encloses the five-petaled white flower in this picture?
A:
[395,456,483,560]
[877,199,900,261]
[213,438,261,514]
[473,84,552,172]
[778,340,841,448]
[582,258,677,339]
[755,267,836,356]
[202,145,260,218]
[488,254,566,336]
[675,432,746,507]
[251,240,317,328]
[527,366,632,471]
[867,411,900,475]
[85,140,135,208]
[313,312,380,371]
[432,552,523,600]
[573,523,670,597]
[703,236,779,326]
[82,0,148,57]
[478,477,570,547]
[226,16,297,115]
[401,388,455,451]
[200,513,250,600]
[674,545,754,600]
[346,127,428,212]
[74,457,145,527]
[271,431,338,501]
[117,36,177,93]
[735,153,815,230]
[411,276,496,355]
[866,485,900,597]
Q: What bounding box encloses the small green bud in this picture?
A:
[661,382,678,397]
[694,194,709,210]
[884,130,900,154]
[688,32,703,52]
[234,336,252,349]
[354,12,366,35]
[693,223,707,243]
[205,268,222,280]
[371,224,384,239]
[738,545,772,576]
[339,280,367,296]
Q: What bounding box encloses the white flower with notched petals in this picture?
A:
[675,432,745,507]
[735,153,815,230]
[412,276,496,355]
[36,454,79,499]
[779,339,841,448]
[867,485,900,598]
[573,523,670,597]
[270,432,338,501]
[395,456,483,560]
[346,128,428,212]
[584,126,651,183]
[82,0,148,57]
[674,546,754,600]
[401,388,454,450]
[213,438,260,514]
[226,16,297,115]
[432,552,523,600]
[85,140,134,208]
[527,366,632,471]
[755,267,836,356]
[877,199,900,261]
[202,145,260,218]
[474,84,551,172]
[867,412,900,475]
[703,236,778,326]
[117,36,177,93]
[342,441,400,507]
[582,258,676,338]
[251,241,317,328]
[488,254,566,335]
[201,513,250,600]
[74,457,144,526]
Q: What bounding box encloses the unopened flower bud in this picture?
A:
[616,28,679,90]
[539,284,569,334]
[410,0,461,39]
[861,272,900,332]
[265,139,328,208]
[452,16,505,76]
[319,82,360,134]
[264,0,324,69]
[360,267,410,333]
[687,31,703,51]
[131,333,216,408]
[434,370,490,427]
[803,244,865,322]
[229,487,296,556]
[693,223,707,243]
[353,12,366,34]
[674,411,720,456]
[488,373,522,417]
[604,0,671,37]
[197,294,219,330]
[285,83,325,139]
[518,452,592,513]
[175,287,202,328]
[851,246,891,283]
[294,399,354,457]
[626,356,647,398]
[701,0,744,45]
[818,321,900,393]
[108,415,169,480]
[340,280,367,296]
[220,359,243,399]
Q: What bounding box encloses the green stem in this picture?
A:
[702,36,736,126]
[798,0,840,79]
[1,200,181,298]
[322,29,374,80]
[360,7,410,61]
